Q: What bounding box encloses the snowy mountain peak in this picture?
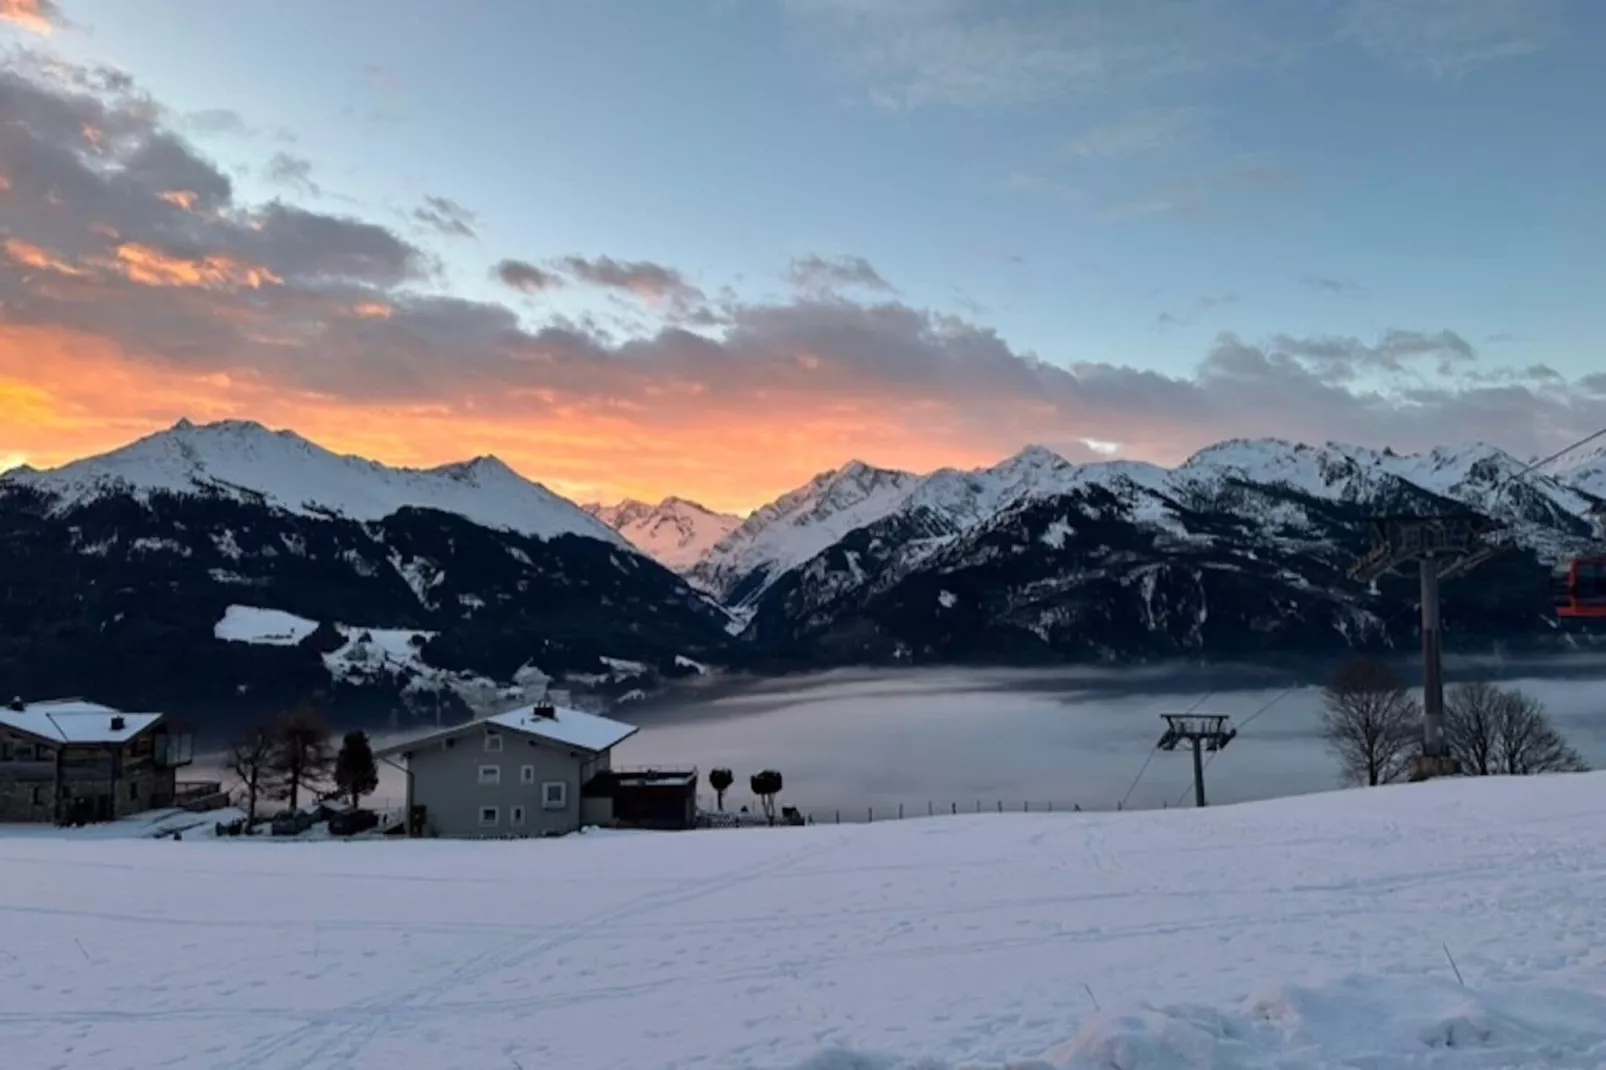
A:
[2,419,629,547]
[690,459,921,602]
[584,495,741,573]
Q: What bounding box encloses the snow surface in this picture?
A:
[693,438,1606,606]
[584,496,741,573]
[378,703,638,756]
[4,774,1606,1069]
[0,698,163,744]
[214,605,320,646]
[3,418,630,547]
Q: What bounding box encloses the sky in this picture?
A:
[0,0,1603,515]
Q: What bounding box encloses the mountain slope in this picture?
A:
[584,497,741,573]
[690,460,922,605]
[0,421,733,732]
[5,418,626,546]
[741,438,1603,666]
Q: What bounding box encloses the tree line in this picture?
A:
[1319,656,1588,787]
[224,702,380,823]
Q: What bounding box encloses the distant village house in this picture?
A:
[375,702,697,838]
[0,698,195,824]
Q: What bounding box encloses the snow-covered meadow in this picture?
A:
[5,773,1606,1068]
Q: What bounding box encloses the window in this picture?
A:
[479,806,499,827]
[484,732,503,752]
[520,765,536,785]
[14,744,34,761]
[541,781,567,810]
[30,786,43,806]
[477,765,501,785]
[510,805,525,826]
[128,781,138,801]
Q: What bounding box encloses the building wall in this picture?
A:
[406,723,608,838]
[0,726,179,823]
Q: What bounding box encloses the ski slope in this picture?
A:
[5,774,1606,1069]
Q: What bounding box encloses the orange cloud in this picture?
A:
[3,237,86,276]
[0,0,56,34]
[103,243,282,291]
[0,324,1017,513]
[0,174,13,193]
[159,190,199,212]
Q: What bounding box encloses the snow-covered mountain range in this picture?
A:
[690,437,1605,610]
[3,420,1603,730]
[7,418,626,547]
[0,420,731,731]
[583,497,740,574]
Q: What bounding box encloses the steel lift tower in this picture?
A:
[1349,514,1512,782]
[1157,714,1237,807]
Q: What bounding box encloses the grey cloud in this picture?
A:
[787,253,896,294]
[265,152,319,195]
[1302,274,1364,294]
[2,53,1601,468]
[555,255,705,309]
[1252,329,1477,383]
[413,195,477,240]
[495,258,563,294]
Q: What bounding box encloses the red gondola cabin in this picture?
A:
[1553,556,1606,619]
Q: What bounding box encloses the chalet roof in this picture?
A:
[0,698,164,745]
[374,703,638,760]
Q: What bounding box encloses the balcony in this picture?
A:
[155,731,194,769]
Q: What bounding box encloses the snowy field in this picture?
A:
[6,775,1606,1068]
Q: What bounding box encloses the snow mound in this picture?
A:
[213,604,318,646]
[5,418,628,546]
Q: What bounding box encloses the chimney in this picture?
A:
[110,715,125,731]
[7,696,23,712]
[532,704,556,720]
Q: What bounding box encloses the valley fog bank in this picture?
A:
[221,658,1606,820]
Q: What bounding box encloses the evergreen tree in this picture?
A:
[333,730,380,809]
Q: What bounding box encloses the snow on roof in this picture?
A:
[0,698,165,744]
[3,418,631,547]
[377,704,637,759]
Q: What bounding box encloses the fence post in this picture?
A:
[898,802,904,819]
[928,801,934,817]
[1024,800,1029,812]
[951,802,957,814]
[976,800,981,813]
[996,799,1002,813]
[835,810,840,824]
[1048,800,1054,812]
[868,806,873,822]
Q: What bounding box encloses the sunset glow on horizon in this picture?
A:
[3,1,1604,516]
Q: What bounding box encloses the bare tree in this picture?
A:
[269,703,335,811]
[1444,682,1588,776]
[225,724,276,824]
[1319,657,1420,787]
